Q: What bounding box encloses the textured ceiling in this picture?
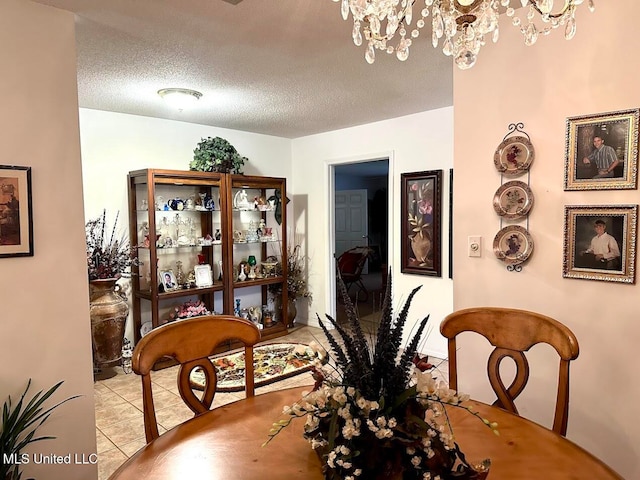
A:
[32,0,453,138]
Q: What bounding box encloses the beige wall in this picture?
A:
[5,0,629,477]
[292,109,454,357]
[453,2,639,477]
[79,108,293,341]
[0,1,97,479]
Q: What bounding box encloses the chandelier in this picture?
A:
[334,0,595,69]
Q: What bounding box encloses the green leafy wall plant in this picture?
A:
[190,136,248,174]
[1,380,78,480]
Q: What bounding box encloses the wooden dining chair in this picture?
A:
[440,307,579,436]
[132,315,261,442]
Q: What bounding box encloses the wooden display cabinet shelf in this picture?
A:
[232,276,284,288]
[134,284,224,301]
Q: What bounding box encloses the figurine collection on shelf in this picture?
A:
[145,194,218,212]
[158,258,214,292]
[233,189,276,212]
[233,298,274,330]
[143,190,277,213]
[139,216,275,249]
[235,255,280,281]
[233,219,276,244]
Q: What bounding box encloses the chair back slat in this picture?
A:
[132,315,261,443]
[487,348,529,413]
[440,307,579,436]
[178,358,217,414]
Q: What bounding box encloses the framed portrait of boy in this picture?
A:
[160,270,178,291]
[563,205,637,284]
[564,108,639,191]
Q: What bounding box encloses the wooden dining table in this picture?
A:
[108,386,622,479]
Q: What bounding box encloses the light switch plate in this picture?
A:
[468,236,481,257]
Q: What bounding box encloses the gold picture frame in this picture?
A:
[563,205,638,284]
[564,108,639,190]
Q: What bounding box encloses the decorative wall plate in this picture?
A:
[493,225,534,265]
[494,136,535,175]
[493,181,534,219]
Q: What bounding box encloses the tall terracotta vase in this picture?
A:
[89,278,129,369]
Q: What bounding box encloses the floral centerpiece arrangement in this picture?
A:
[85,210,136,280]
[265,272,495,480]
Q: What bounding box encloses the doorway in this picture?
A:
[330,158,390,323]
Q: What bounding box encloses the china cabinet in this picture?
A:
[127,169,288,347]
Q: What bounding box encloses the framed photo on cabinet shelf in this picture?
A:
[564,109,639,190]
[400,170,442,277]
[160,270,178,291]
[563,204,637,284]
[0,165,33,258]
[194,264,213,288]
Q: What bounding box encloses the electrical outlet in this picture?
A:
[468,236,481,257]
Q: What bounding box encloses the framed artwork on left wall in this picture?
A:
[0,165,33,258]
[401,170,442,277]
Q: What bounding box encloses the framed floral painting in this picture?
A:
[563,204,637,284]
[401,170,442,276]
[564,108,639,190]
[0,165,33,258]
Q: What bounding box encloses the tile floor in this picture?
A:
[93,325,448,480]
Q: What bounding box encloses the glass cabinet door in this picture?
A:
[227,175,288,332]
[128,170,226,340]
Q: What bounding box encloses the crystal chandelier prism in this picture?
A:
[334,0,595,69]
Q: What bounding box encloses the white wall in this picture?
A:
[453,2,638,477]
[292,109,454,358]
[0,1,96,479]
[79,109,293,340]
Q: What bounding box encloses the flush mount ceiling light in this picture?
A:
[157,88,203,110]
[334,0,595,69]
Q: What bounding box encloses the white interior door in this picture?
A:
[335,189,368,273]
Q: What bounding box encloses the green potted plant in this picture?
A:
[190,136,248,174]
[1,379,77,480]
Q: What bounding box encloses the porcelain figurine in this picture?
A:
[249,306,262,325]
[237,263,247,281]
